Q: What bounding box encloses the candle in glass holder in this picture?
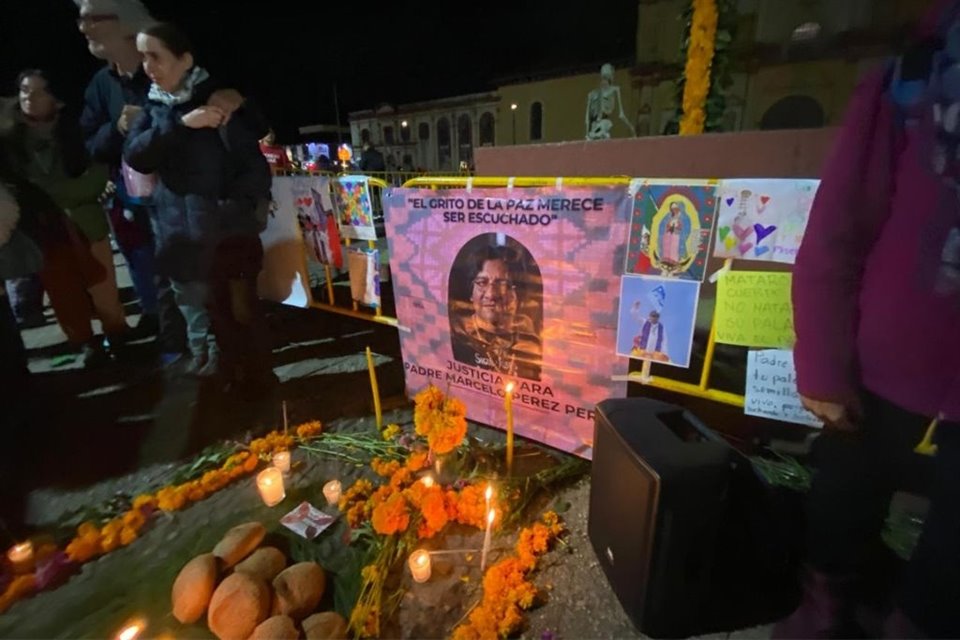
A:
[6,541,34,573]
[256,467,285,507]
[323,479,342,506]
[408,549,432,583]
[272,450,291,473]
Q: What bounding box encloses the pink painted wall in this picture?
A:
[475,128,838,179]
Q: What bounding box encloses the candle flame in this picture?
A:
[505,382,515,394]
[421,475,435,488]
[487,509,496,525]
[116,619,146,640]
[416,552,429,567]
[485,484,493,501]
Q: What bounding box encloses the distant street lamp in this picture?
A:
[401,120,408,128]
[510,103,518,145]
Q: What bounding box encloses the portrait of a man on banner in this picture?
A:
[447,233,543,381]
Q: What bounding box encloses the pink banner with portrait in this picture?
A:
[383,187,632,458]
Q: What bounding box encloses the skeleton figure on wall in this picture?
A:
[585,63,636,140]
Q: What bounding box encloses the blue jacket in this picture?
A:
[79,66,152,168]
[123,76,270,282]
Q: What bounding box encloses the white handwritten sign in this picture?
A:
[745,349,822,428]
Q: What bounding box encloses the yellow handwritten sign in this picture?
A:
[715,272,794,348]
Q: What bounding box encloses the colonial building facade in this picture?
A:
[346,0,930,171]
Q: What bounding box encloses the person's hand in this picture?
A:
[117,105,143,134]
[800,395,863,431]
[207,89,244,124]
[181,106,225,129]
[98,180,117,205]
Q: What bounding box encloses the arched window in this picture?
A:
[457,114,473,164]
[529,102,543,141]
[383,126,395,145]
[400,123,411,143]
[437,117,451,169]
[361,128,371,144]
[479,112,495,146]
[419,122,430,140]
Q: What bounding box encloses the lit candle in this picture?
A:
[272,450,291,474]
[114,618,147,640]
[256,467,286,507]
[408,549,432,583]
[504,382,515,474]
[421,474,435,488]
[484,484,493,513]
[6,541,34,573]
[323,479,342,506]
[480,508,495,571]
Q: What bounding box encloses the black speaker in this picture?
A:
[588,398,796,638]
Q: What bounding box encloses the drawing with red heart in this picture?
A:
[754,223,777,243]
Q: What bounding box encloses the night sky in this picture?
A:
[1,0,640,141]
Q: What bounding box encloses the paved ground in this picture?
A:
[1,255,777,639]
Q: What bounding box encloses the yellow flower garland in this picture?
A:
[679,0,719,136]
[0,421,325,614]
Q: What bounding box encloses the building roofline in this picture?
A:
[349,91,500,119]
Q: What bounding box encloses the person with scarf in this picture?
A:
[782,1,960,637]
[75,0,254,366]
[123,23,272,385]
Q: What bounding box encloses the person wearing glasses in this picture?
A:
[449,238,542,381]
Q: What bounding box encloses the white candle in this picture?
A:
[480,509,495,571]
[408,549,432,583]
[7,541,34,573]
[114,618,147,640]
[256,467,285,507]
[323,479,342,506]
[272,450,291,474]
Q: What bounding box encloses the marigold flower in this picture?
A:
[381,423,401,441]
[371,492,410,535]
[296,421,323,439]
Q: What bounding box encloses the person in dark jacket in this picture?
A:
[359,142,386,172]
[75,0,164,344]
[124,23,273,386]
[3,70,130,367]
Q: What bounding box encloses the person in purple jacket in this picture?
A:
[781,1,960,637]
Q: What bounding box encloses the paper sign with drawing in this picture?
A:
[713,179,819,264]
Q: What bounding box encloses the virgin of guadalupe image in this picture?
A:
[657,201,692,268]
[448,233,543,381]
